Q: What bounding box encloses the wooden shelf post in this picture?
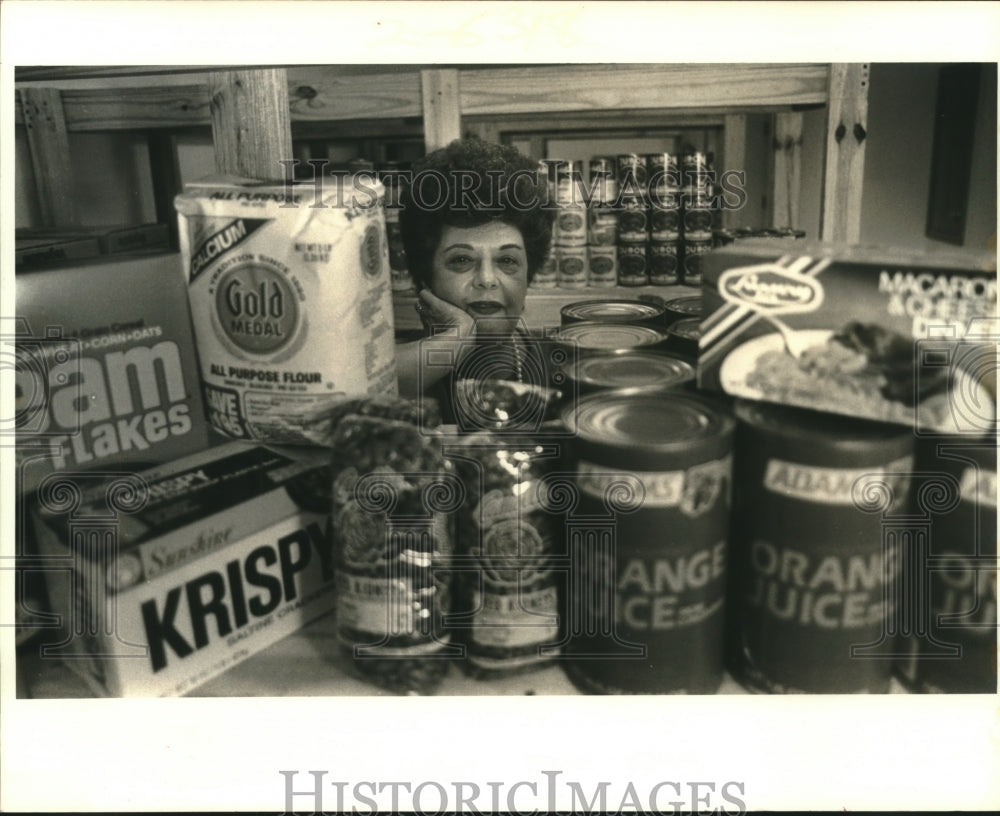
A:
[723,114,747,229]
[821,63,870,242]
[421,69,461,151]
[18,88,79,226]
[773,111,804,229]
[207,68,293,180]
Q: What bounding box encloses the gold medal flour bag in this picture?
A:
[175,175,398,444]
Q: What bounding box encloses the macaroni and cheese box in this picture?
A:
[30,441,335,697]
[698,242,997,433]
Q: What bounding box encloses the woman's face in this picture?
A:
[430,221,529,335]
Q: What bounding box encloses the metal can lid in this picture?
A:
[734,399,915,461]
[664,295,702,317]
[553,322,668,353]
[668,317,701,340]
[570,352,695,390]
[566,390,734,468]
[561,299,665,326]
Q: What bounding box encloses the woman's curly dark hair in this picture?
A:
[397,138,554,290]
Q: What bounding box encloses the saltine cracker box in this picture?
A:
[31,441,336,697]
[698,242,997,433]
[14,252,214,495]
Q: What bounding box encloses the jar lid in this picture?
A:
[553,322,668,354]
[566,390,734,469]
[561,299,665,326]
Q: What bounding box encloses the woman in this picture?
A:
[395,139,555,425]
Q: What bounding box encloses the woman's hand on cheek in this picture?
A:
[417,289,476,337]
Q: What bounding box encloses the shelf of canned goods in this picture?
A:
[14,63,868,242]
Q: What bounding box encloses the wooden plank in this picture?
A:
[288,66,422,123]
[772,111,803,229]
[17,65,825,133]
[15,69,421,132]
[459,64,830,116]
[723,114,747,229]
[821,63,870,242]
[208,68,293,180]
[292,119,422,141]
[15,66,221,82]
[421,69,461,152]
[146,132,183,251]
[18,88,79,226]
[42,85,212,131]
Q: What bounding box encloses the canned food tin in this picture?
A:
[566,351,695,396]
[555,166,587,208]
[616,244,648,286]
[729,401,915,693]
[646,153,681,189]
[663,294,702,325]
[560,298,666,328]
[682,151,712,190]
[586,244,618,287]
[562,390,735,694]
[617,153,648,188]
[589,156,616,179]
[648,241,680,286]
[531,246,558,289]
[588,206,619,246]
[589,157,619,205]
[896,437,997,693]
[682,203,714,240]
[649,199,681,242]
[384,216,413,291]
[554,204,588,246]
[556,244,588,289]
[666,316,701,361]
[681,238,712,286]
[616,195,649,243]
[539,158,561,186]
[712,229,736,248]
[552,321,670,361]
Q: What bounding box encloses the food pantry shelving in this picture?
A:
[15,63,869,329]
[15,63,910,698]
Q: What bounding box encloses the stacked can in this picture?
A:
[533,245,559,289]
[727,402,915,693]
[680,152,715,287]
[616,153,649,286]
[530,159,558,289]
[586,157,619,288]
[895,437,997,693]
[561,390,735,694]
[380,161,413,292]
[552,161,588,289]
[646,153,682,287]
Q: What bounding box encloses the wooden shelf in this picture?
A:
[19,609,915,698]
[14,63,869,240]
